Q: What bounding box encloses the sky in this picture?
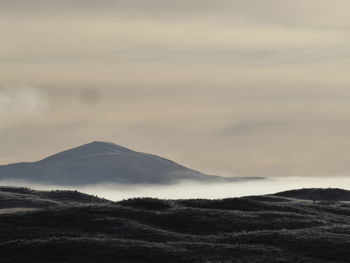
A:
[1,0,350,177]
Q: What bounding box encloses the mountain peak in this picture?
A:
[85,141,133,152]
[40,141,134,163]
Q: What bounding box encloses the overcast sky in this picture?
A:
[1,0,350,177]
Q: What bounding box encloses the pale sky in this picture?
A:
[1,0,350,177]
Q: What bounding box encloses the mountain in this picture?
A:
[0,141,265,185]
[0,186,349,262]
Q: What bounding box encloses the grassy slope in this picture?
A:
[0,187,349,263]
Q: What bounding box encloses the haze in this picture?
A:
[1,0,350,178]
[1,177,350,201]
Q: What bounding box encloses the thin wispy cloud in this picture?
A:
[0,86,48,126]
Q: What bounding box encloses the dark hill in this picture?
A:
[0,141,266,185]
[274,188,350,201]
[0,187,349,262]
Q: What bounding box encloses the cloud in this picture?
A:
[221,119,350,135]
[0,86,49,125]
[0,0,348,39]
[1,0,350,28]
[1,17,343,65]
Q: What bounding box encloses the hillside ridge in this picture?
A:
[0,187,349,262]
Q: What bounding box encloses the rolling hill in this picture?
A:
[0,187,349,262]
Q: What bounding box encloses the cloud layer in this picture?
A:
[0,177,350,201]
[0,1,350,177]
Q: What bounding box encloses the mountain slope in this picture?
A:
[0,141,264,185]
[0,187,349,263]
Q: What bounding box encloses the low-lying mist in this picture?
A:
[0,177,350,201]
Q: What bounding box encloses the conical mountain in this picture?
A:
[0,142,265,185]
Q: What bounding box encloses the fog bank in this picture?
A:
[0,177,349,201]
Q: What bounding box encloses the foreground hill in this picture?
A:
[275,188,350,201]
[0,187,349,262]
[0,141,265,185]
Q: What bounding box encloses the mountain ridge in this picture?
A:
[39,142,136,163]
[0,141,266,185]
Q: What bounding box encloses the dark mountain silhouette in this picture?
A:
[0,141,265,185]
[0,186,349,262]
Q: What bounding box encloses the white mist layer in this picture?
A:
[0,177,350,201]
[0,177,349,201]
